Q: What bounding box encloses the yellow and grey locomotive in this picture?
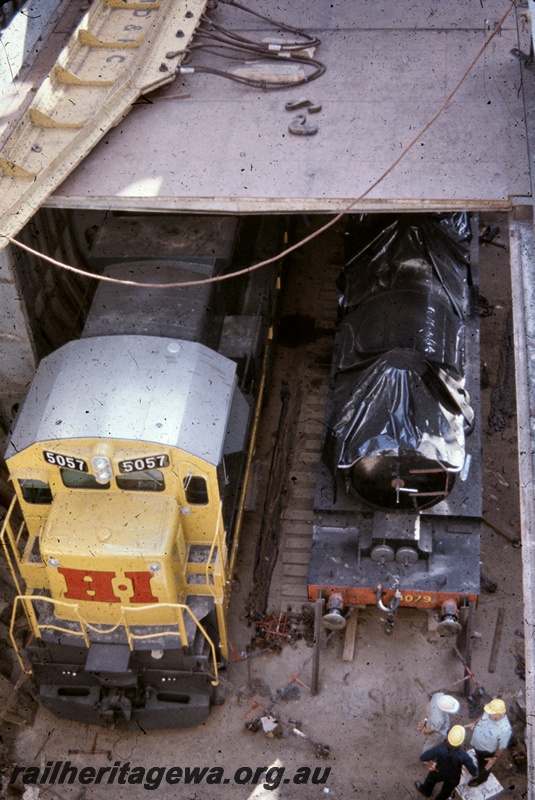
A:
[1,214,281,728]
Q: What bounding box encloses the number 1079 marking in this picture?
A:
[402,594,433,603]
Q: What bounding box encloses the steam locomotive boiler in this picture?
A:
[308,212,481,634]
[1,213,282,728]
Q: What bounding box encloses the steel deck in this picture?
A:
[44,0,531,214]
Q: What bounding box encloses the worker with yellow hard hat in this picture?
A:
[465,698,512,787]
[415,724,477,799]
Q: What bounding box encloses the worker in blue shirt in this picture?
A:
[415,725,477,799]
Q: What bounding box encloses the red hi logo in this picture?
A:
[57,568,158,603]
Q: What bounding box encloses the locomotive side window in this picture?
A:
[19,479,53,505]
[116,469,165,492]
[184,475,208,505]
[61,469,110,490]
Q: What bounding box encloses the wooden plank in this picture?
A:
[488,607,506,674]
[342,609,359,662]
[464,601,477,696]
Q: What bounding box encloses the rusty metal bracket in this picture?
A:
[511,46,535,69]
[288,114,318,136]
[285,98,322,113]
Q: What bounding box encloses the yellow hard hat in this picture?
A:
[484,698,506,715]
[447,725,466,747]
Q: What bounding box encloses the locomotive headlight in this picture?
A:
[48,557,60,568]
[91,455,113,483]
[149,563,161,573]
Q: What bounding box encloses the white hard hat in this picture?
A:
[437,695,460,714]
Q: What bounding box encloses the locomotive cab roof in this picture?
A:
[5,335,238,467]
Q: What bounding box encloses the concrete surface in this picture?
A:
[44,0,532,213]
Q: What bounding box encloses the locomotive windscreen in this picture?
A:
[324,213,474,511]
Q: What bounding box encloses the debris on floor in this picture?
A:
[244,712,331,758]
[245,713,282,738]
[248,611,303,651]
[291,726,331,759]
[456,751,504,799]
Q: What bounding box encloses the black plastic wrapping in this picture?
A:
[326,213,473,509]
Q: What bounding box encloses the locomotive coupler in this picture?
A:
[376,583,402,634]
[97,688,132,725]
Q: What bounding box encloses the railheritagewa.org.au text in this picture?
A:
[10,762,331,791]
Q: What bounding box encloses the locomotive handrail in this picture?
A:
[120,603,219,685]
[121,603,188,649]
[229,324,275,577]
[9,595,91,673]
[81,620,124,635]
[9,595,219,685]
[0,495,26,597]
[204,512,226,602]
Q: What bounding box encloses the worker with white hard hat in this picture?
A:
[417,692,461,752]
